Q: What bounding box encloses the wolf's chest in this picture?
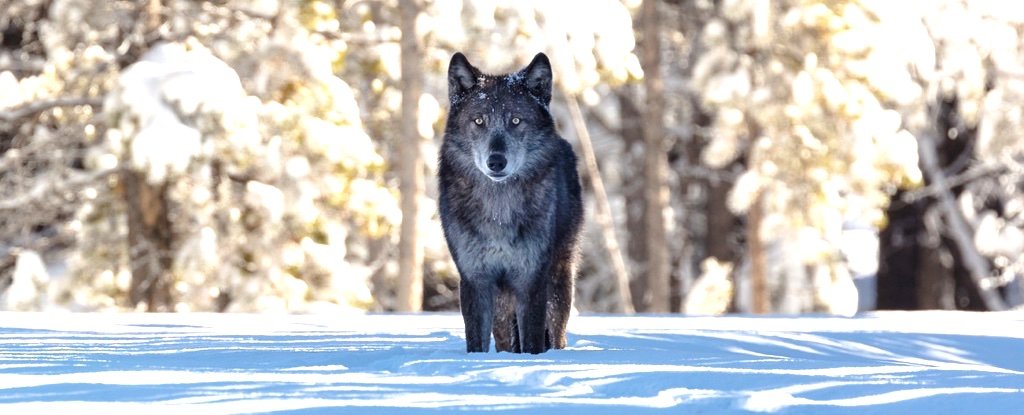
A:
[478,201,521,230]
[475,186,540,225]
[466,217,547,277]
[441,177,556,270]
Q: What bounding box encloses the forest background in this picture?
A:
[2,0,1023,316]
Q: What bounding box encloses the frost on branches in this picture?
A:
[60,5,396,312]
[693,0,927,314]
[694,0,1024,312]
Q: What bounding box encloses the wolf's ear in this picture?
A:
[448,52,479,104]
[523,53,552,105]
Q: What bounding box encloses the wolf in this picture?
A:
[438,52,583,354]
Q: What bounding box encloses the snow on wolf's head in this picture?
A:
[443,52,556,183]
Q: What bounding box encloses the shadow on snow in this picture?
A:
[0,314,1021,414]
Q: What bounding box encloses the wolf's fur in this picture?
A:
[438,52,583,354]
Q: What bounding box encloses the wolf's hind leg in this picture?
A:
[492,287,516,352]
[516,274,549,354]
[547,258,574,350]
[511,317,521,353]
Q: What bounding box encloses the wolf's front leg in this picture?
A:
[460,277,495,353]
[515,272,549,354]
[547,258,574,350]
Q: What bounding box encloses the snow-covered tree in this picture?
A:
[3,0,395,312]
[692,0,926,314]
[5,0,1022,314]
[877,0,1024,311]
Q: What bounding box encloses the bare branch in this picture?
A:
[917,134,1008,311]
[313,31,401,44]
[0,168,119,211]
[564,91,635,314]
[0,97,103,123]
[902,163,1007,203]
[0,59,45,74]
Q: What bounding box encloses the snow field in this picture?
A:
[0,311,1022,414]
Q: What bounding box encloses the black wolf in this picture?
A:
[438,52,583,354]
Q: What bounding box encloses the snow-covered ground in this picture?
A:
[0,311,1021,414]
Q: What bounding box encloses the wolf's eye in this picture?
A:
[511,117,521,125]
[474,117,484,126]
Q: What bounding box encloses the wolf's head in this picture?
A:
[443,52,556,183]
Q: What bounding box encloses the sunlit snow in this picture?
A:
[0,312,1021,414]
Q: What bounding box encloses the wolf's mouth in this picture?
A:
[487,173,510,182]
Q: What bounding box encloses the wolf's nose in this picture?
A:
[487,154,507,172]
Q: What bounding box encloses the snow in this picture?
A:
[0,311,1021,414]
[0,251,50,311]
[110,42,247,185]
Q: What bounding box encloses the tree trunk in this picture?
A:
[641,0,670,313]
[748,192,768,314]
[878,93,1005,311]
[121,1,176,312]
[564,94,634,314]
[617,87,648,312]
[395,0,424,312]
[706,178,739,262]
[123,170,174,311]
[918,231,955,309]
[145,0,161,31]
[876,191,923,310]
[917,132,1004,310]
